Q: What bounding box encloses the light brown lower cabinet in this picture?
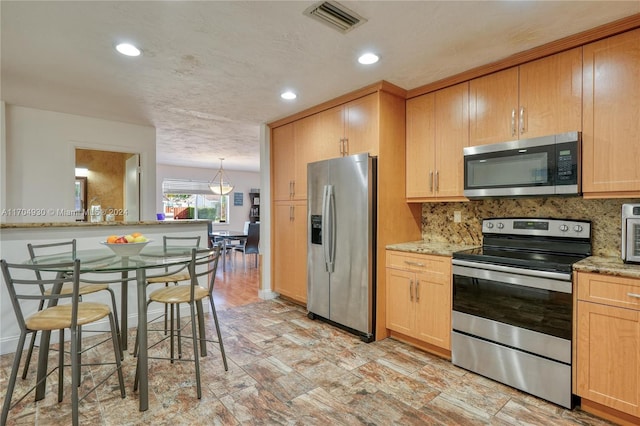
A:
[576,271,640,423]
[273,200,307,303]
[385,250,451,357]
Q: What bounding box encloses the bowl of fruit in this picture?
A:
[101,232,151,256]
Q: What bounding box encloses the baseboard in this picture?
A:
[258,289,278,300]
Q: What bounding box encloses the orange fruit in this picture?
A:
[106,235,119,243]
[132,232,143,238]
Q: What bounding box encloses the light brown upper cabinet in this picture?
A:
[406,82,469,202]
[314,93,379,160]
[582,28,640,198]
[272,121,313,201]
[469,48,582,146]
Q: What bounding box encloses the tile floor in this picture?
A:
[0,298,617,425]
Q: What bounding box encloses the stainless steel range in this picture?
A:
[451,217,591,408]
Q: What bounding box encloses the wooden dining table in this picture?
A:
[209,230,247,271]
[25,245,215,412]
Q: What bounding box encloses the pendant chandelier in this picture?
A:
[208,158,234,195]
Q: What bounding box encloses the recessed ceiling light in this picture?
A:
[115,43,141,57]
[358,53,379,65]
[281,91,297,100]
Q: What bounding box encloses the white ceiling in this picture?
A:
[2,1,639,173]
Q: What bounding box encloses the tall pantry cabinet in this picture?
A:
[269,82,422,339]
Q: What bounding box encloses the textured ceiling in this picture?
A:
[2,1,639,173]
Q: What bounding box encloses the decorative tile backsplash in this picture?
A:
[421,197,640,257]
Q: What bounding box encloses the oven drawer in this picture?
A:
[576,272,640,311]
[386,251,450,284]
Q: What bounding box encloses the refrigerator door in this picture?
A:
[329,153,374,335]
[307,159,330,320]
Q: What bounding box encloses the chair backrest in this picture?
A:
[27,240,77,292]
[162,235,201,251]
[244,223,260,255]
[1,258,81,332]
[188,244,222,300]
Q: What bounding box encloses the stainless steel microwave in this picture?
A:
[622,204,640,264]
[463,132,581,199]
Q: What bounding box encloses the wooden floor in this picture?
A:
[212,250,262,309]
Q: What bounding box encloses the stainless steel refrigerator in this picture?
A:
[307,153,376,342]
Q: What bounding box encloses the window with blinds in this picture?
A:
[161,179,229,222]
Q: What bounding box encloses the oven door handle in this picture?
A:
[452,259,571,281]
[452,263,572,294]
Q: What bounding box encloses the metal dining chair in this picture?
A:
[134,244,227,398]
[233,222,260,269]
[142,235,200,359]
[0,258,125,426]
[22,239,123,379]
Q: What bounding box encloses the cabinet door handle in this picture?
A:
[435,170,439,192]
[429,171,434,192]
[292,181,295,197]
[289,181,293,198]
[416,281,420,301]
[404,260,425,267]
[344,138,349,156]
[628,292,640,299]
[519,106,525,134]
[409,280,414,301]
[511,109,516,137]
[289,205,294,221]
[339,138,344,156]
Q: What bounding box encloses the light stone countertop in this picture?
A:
[573,256,640,280]
[386,240,479,257]
[0,220,209,229]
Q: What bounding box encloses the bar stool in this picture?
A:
[0,258,125,426]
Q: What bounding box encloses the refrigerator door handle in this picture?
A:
[322,185,331,272]
[322,184,336,273]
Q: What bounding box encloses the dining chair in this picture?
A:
[134,244,227,399]
[233,222,260,269]
[0,258,125,426]
[23,239,123,379]
[144,235,201,359]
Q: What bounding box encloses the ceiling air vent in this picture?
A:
[304,1,367,34]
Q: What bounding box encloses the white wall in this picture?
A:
[2,105,156,223]
[156,163,260,231]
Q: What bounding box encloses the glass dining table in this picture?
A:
[25,245,215,412]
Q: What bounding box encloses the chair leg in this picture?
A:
[58,329,64,402]
[195,301,207,357]
[109,312,126,399]
[169,304,175,363]
[189,303,201,399]
[2,332,27,425]
[21,331,38,380]
[105,287,123,360]
[76,326,82,387]
[208,297,228,371]
[176,304,182,359]
[70,326,79,426]
[21,299,45,379]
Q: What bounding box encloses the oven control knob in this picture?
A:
[559,224,569,232]
[574,225,583,233]
[497,222,505,229]
[486,223,494,229]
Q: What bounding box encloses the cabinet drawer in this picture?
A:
[577,272,640,311]
[386,251,450,284]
